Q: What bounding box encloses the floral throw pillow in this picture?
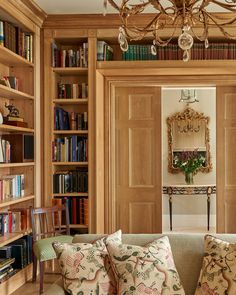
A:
[195,235,236,295]
[106,235,185,295]
[52,230,121,295]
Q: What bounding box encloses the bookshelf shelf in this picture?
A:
[0,162,34,168]
[0,84,34,100]
[0,195,35,209]
[52,67,88,75]
[0,230,31,248]
[0,45,34,67]
[0,264,32,295]
[0,124,34,133]
[53,98,88,104]
[69,224,88,229]
[53,130,88,135]
[53,193,88,197]
[53,162,88,166]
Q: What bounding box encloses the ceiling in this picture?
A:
[34,0,224,15]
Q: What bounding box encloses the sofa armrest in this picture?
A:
[44,277,66,295]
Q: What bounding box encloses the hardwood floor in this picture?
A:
[12,272,60,295]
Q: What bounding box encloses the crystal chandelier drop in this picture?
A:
[103,0,236,61]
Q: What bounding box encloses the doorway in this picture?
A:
[161,87,216,233]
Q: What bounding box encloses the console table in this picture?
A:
[162,184,216,231]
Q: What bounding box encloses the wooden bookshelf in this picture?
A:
[53,130,88,135]
[52,162,88,166]
[0,84,34,100]
[0,230,32,248]
[0,195,35,208]
[53,193,88,197]
[0,45,34,67]
[53,98,88,104]
[0,124,34,133]
[53,67,88,75]
[0,162,34,168]
[0,1,42,293]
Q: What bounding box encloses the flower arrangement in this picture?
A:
[173,150,205,184]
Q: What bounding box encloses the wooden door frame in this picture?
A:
[96,65,236,234]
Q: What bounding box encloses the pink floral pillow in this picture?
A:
[52,230,121,295]
[107,235,185,295]
[195,235,236,295]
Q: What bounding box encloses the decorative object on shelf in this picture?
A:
[179,89,199,105]
[173,150,205,184]
[4,103,27,128]
[104,0,236,61]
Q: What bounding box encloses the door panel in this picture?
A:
[217,87,236,233]
[110,86,162,233]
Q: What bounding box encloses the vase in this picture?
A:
[185,172,193,184]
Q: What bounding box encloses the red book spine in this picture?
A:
[72,198,77,224]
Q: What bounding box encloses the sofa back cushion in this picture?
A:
[73,233,236,295]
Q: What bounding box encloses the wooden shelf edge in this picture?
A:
[0,162,35,168]
[52,162,88,166]
[53,130,88,135]
[52,67,88,74]
[53,193,88,197]
[53,98,88,104]
[0,230,31,247]
[0,45,34,67]
[69,224,88,229]
[0,124,34,133]
[0,195,35,208]
[0,84,34,100]
[0,263,32,295]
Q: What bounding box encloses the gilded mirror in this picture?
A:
[167,107,212,173]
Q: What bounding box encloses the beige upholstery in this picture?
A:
[44,233,236,295]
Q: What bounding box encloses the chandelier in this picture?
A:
[103,0,236,61]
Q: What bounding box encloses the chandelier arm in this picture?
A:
[203,10,236,39]
[211,0,236,10]
[191,12,209,41]
[149,0,172,14]
[107,0,121,11]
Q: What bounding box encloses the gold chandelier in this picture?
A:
[103,0,236,61]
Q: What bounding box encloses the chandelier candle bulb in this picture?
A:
[104,0,236,61]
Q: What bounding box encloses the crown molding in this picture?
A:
[11,0,47,27]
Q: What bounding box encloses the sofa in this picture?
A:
[44,233,236,295]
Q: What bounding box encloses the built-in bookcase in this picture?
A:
[45,37,90,234]
[0,1,41,294]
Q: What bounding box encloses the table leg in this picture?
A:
[207,194,210,231]
[169,195,172,231]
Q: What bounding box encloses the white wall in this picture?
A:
[162,87,216,231]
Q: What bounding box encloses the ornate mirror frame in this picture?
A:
[167,107,212,173]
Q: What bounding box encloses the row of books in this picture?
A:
[52,136,88,162]
[58,82,88,99]
[121,42,236,61]
[122,44,157,61]
[0,209,30,235]
[54,107,88,130]
[97,41,114,61]
[0,235,33,274]
[0,76,19,90]
[0,258,16,282]
[0,174,24,201]
[0,20,33,62]
[0,138,11,163]
[53,170,88,193]
[54,198,88,226]
[52,42,88,67]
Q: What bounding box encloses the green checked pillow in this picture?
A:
[52,230,121,295]
[106,235,185,295]
[195,235,236,295]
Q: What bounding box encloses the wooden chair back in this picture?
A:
[31,202,70,241]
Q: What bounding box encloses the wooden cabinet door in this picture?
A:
[217,87,236,233]
[108,86,162,233]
